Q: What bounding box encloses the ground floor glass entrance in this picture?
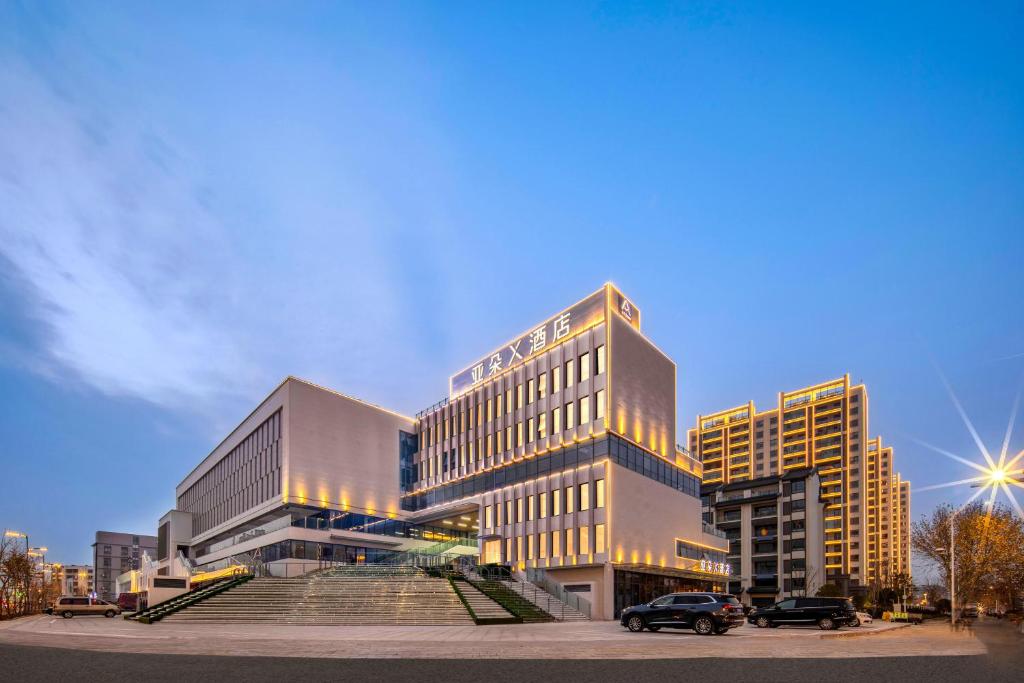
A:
[613,569,724,618]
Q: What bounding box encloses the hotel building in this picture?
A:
[155,285,729,619]
[691,377,911,603]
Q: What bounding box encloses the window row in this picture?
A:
[483,480,605,527]
[504,524,607,561]
[422,390,606,482]
[422,346,605,447]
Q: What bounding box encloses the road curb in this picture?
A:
[821,623,912,639]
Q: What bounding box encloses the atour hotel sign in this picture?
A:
[449,285,640,397]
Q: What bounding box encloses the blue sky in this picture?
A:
[1,2,1021,577]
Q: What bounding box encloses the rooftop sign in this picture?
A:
[449,284,640,397]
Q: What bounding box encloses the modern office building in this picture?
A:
[690,376,911,599]
[92,531,157,601]
[154,284,729,619]
[701,469,826,607]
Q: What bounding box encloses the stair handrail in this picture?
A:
[524,567,591,619]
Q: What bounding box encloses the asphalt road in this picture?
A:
[2,619,1020,683]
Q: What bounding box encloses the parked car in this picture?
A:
[117,592,141,612]
[52,596,121,618]
[620,592,746,635]
[852,611,873,626]
[748,597,857,630]
[963,603,979,618]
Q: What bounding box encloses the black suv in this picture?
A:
[747,597,856,630]
[620,592,745,635]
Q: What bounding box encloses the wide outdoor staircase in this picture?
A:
[160,565,474,625]
[462,568,590,622]
[450,579,517,624]
[127,574,253,624]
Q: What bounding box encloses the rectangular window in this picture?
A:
[485,505,493,528]
[565,528,575,556]
[539,491,548,518]
[505,426,512,451]
[516,422,523,447]
[565,359,575,387]
[527,417,535,443]
[516,498,523,523]
[579,396,590,425]
[579,352,590,382]
[506,389,512,414]
[579,526,590,554]
[553,488,561,516]
[538,412,547,439]
[505,500,513,525]
[538,373,547,398]
[553,366,561,392]
[527,495,535,521]
[565,402,575,430]
[553,407,562,434]
[516,384,523,410]
[539,532,548,559]
[527,534,534,560]
[552,529,561,557]
[595,389,606,420]
[565,486,575,514]
[496,394,502,417]
[596,345,606,374]
[579,482,591,511]
[487,398,493,421]
[527,379,535,404]
[596,479,605,508]
[487,433,494,457]
[595,523,606,553]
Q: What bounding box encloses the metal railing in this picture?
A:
[462,565,591,620]
[523,567,591,619]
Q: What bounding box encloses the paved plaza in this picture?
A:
[0,614,986,660]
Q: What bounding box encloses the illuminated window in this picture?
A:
[539,532,548,559]
[579,526,590,555]
[596,479,605,508]
[579,352,591,382]
[527,379,535,404]
[565,486,575,513]
[595,523,606,553]
[487,434,493,457]
[565,402,575,430]
[538,373,547,398]
[566,359,575,387]
[596,345,606,374]
[516,498,523,523]
[485,505,493,528]
[495,394,502,417]
[517,536,522,562]
[517,384,524,410]
[505,426,512,451]
[487,398,493,421]
[538,412,547,439]
[516,422,523,447]
[552,529,561,557]
[506,538,513,561]
[579,395,590,425]
[553,407,562,434]
[505,500,513,525]
[553,366,562,392]
[565,528,575,556]
[505,389,512,414]
[539,491,548,518]
[527,495,535,521]
[527,534,534,560]
[553,488,561,516]
[579,482,591,511]
[595,390,605,420]
[527,417,535,443]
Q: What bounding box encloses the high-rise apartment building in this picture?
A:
[691,376,910,599]
[92,531,157,601]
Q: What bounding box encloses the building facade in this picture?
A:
[57,564,95,596]
[701,469,826,607]
[92,531,157,601]
[690,377,911,601]
[156,284,729,619]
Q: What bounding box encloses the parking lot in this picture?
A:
[0,613,985,660]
